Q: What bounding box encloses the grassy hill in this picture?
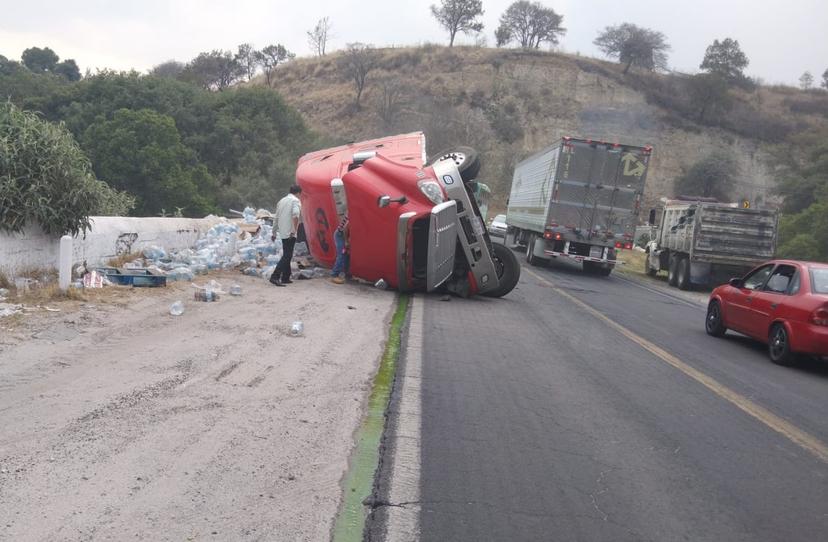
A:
[260,45,828,213]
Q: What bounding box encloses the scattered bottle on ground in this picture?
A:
[229,284,242,296]
[169,301,185,316]
[374,279,387,290]
[290,321,304,337]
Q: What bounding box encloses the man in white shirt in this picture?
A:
[269,184,302,286]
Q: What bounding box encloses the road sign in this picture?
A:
[742,200,750,209]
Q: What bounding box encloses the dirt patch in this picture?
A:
[0,271,396,540]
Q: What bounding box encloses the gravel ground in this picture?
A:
[0,272,395,541]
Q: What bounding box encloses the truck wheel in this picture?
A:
[584,261,612,276]
[525,234,538,266]
[645,256,657,277]
[483,242,521,298]
[676,257,691,290]
[427,146,481,182]
[667,254,678,286]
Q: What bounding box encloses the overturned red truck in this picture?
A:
[296,132,520,297]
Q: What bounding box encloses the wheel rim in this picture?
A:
[707,304,720,332]
[439,152,466,167]
[770,327,787,360]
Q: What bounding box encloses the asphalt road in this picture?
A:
[376,254,828,541]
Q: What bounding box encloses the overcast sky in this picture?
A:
[1,0,825,85]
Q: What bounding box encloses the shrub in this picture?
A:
[0,101,133,235]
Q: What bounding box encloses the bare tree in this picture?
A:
[235,43,259,81]
[495,1,565,49]
[594,23,670,74]
[430,0,484,47]
[339,43,378,110]
[800,71,814,90]
[376,78,406,128]
[308,17,333,57]
[255,44,295,86]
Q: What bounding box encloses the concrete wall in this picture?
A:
[0,216,223,277]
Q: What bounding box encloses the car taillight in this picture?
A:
[811,307,828,326]
[615,242,623,249]
[624,242,633,250]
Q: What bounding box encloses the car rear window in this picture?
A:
[811,268,828,294]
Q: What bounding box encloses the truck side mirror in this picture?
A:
[648,209,656,225]
[378,195,391,208]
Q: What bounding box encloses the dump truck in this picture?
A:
[296,133,520,297]
[644,199,779,289]
[505,137,652,276]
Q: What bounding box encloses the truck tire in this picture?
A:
[645,255,658,277]
[584,261,613,277]
[667,254,678,286]
[525,234,539,266]
[676,256,691,290]
[427,146,481,182]
[482,242,521,298]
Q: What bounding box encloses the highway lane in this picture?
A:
[374,256,828,541]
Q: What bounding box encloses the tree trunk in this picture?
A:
[623,59,633,74]
[449,30,456,47]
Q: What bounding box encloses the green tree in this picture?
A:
[149,60,186,78]
[686,73,732,122]
[674,151,738,201]
[430,0,484,47]
[0,101,133,235]
[700,38,749,83]
[594,23,670,74]
[495,1,565,49]
[82,108,217,217]
[235,43,259,81]
[800,71,814,89]
[54,59,81,81]
[183,50,243,90]
[0,55,23,76]
[255,44,294,86]
[822,68,828,89]
[21,46,59,74]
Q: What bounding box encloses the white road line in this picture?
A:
[385,295,423,542]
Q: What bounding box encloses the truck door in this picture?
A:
[727,264,774,337]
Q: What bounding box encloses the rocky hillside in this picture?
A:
[261,46,828,212]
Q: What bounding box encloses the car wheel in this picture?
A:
[705,300,727,337]
[676,256,691,290]
[769,323,797,366]
[482,242,521,298]
[427,146,481,182]
[668,254,678,286]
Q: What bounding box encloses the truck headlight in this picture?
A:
[418,180,446,205]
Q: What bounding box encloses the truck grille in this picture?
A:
[427,201,458,290]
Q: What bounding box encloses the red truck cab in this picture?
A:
[296,132,519,297]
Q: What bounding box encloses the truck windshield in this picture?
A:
[810,268,828,294]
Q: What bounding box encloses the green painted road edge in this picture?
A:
[332,294,410,542]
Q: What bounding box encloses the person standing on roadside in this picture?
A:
[330,213,350,284]
[270,185,302,287]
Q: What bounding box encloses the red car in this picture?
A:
[706,260,828,365]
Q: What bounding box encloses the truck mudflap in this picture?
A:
[427,201,458,290]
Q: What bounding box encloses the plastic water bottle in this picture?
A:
[290,321,304,337]
[229,284,242,296]
[169,301,184,316]
[374,279,388,290]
